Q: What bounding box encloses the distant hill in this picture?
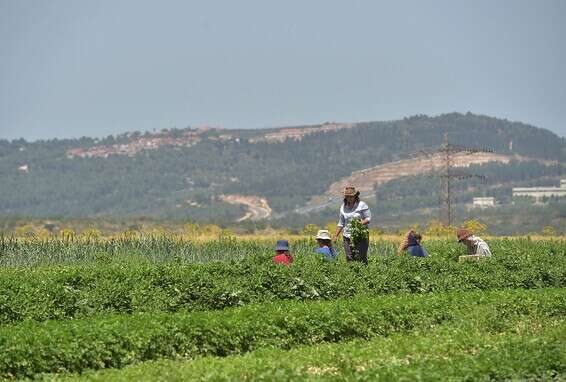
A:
[1,113,564,227]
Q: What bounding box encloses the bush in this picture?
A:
[301,224,319,236]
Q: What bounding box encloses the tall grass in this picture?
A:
[0,235,401,267]
[0,234,563,268]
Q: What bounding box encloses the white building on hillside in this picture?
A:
[472,197,496,208]
[512,179,566,202]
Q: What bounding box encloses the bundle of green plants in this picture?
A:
[350,218,369,247]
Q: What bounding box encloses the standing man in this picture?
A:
[333,186,371,264]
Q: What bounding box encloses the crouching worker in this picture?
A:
[457,229,492,258]
[315,230,337,261]
[398,230,429,257]
[272,240,293,265]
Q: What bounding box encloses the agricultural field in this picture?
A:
[0,235,564,380]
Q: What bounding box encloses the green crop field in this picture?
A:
[0,236,564,380]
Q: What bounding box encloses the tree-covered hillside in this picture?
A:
[1,113,564,220]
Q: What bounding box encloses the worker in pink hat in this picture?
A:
[456,229,492,257]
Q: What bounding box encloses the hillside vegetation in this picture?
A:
[1,113,564,225]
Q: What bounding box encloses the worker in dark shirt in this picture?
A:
[272,239,293,265]
[398,230,429,257]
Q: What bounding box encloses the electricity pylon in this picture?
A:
[426,133,491,226]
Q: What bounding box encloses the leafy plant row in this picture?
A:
[1,288,565,379]
[1,244,564,324]
[54,319,566,381]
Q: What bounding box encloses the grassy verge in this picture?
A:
[1,288,564,379]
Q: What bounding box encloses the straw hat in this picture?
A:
[456,229,472,242]
[343,186,359,197]
[315,229,332,241]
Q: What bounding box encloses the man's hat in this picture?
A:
[456,229,472,242]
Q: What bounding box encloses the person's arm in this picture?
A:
[333,226,343,242]
[334,209,345,241]
[359,203,371,225]
[467,243,476,256]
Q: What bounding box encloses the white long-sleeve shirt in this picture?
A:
[466,235,492,257]
[337,201,371,238]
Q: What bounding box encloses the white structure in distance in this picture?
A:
[512,179,566,202]
[472,197,496,208]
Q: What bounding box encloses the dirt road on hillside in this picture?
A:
[220,195,272,222]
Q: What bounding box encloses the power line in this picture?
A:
[423,133,491,226]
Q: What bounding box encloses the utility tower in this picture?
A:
[432,133,491,226]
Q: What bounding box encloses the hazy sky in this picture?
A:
[1,0,565,141]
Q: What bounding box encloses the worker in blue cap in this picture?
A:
[272,239,293,265]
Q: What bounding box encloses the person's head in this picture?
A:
[315,230,332,247]
[316,239,332,248]
[456,229,472,244]
[405,230,419,246]
[275,239,290,255]
[413,232,422,244]
[343,186,360,205]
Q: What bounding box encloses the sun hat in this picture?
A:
[343,185,359,197]
[456,229,472,242]
[275,239,290,251]
[315,229,332,241]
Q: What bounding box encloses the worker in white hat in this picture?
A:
[314,229,337,261]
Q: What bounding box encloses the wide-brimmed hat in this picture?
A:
[315,230,331,241]
[343,186,359,197]
[275,239,290,251]
[456,229,472,242]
